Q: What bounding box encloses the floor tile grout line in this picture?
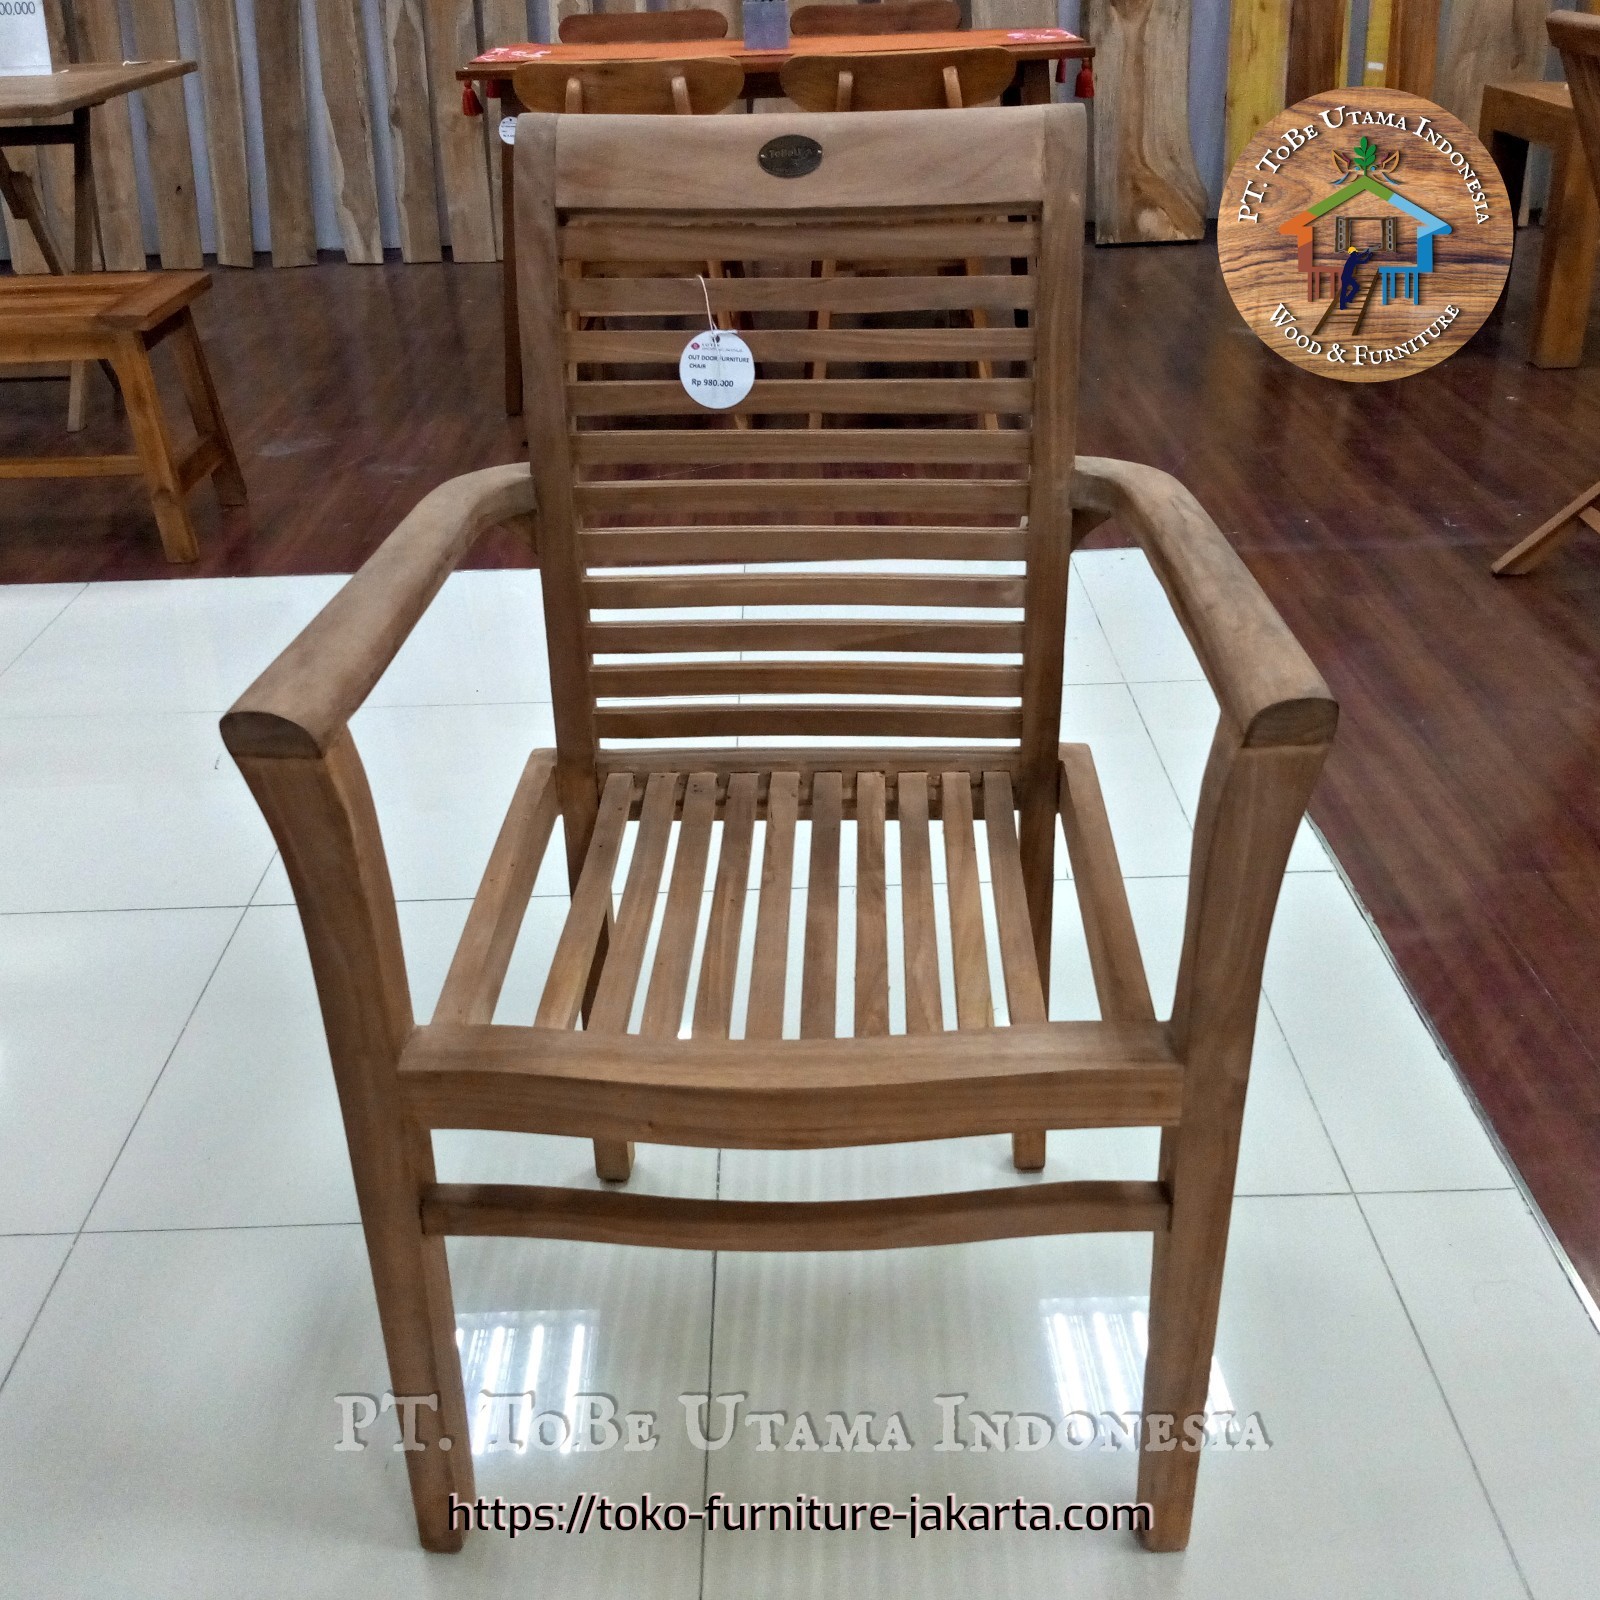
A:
[1352,1193,1538,1600]
[1309,840,1600,1339]
[0,582,91,685]
[0,883,263,1403]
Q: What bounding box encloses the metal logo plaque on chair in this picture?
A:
[1218,90,1513,382]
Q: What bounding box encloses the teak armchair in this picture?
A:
[223,105,1336,1555]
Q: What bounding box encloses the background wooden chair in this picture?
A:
[780,44,1016,111]
[223,103,1335,1558]
[791,0,963,35]
[780,46,1017,427]
[1496,9,1600,574]
[511,56,745,115]
[557,6,730,44]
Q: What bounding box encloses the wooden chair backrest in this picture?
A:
[1553,11,1600,190]
[558,7,730,44]
[513,104,1085,844]
[780,46,1016,111]
[512,56,746,115]
[791,1,963,35]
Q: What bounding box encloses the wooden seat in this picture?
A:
[791,0,963,35]
[1496,12,1600,574]
[0,271,245,563]
[558,6,729,44]
[223,105,1336,1557]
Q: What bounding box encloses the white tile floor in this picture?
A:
[1,557,1597,1598]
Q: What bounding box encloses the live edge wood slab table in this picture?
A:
[0,61,196,428]
[460,28,1093,415]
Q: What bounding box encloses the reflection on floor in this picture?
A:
[0,561,1596,1597]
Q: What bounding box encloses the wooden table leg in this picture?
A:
[1019,59,1053,107]
[1529,130,1600,369]
[501,137,522,418]
[68,109,97,432]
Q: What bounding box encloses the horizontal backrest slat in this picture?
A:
[589,619,1025,654]
[568,379,1030,417]
[569,427,1030,467]
[594,704,1024,741]
[572,478,1029,519]
[586,573,1026,609]
[562,274,1035,316]
[566,327,1034,363]
[591,661,1024,698]
[579,525,1029,564]
[559,219,1041,262]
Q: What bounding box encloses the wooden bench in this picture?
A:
[0,271,245,563]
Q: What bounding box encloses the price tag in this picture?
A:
[679,330,755,411]
[499,116,517,145]
[0,1,52,77]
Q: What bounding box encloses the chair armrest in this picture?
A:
[1070,457,1336,748]
[221,466,536,761]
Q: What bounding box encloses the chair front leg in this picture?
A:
[1137,724,1330,1549]
[232,730,475,1549]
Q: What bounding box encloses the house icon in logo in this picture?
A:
[1278,141,1452,314]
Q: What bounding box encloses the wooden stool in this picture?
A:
[1480,81,1600,370]
[0,272,245,563]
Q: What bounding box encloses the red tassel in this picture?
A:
[462,82,483,117]
[1074,61,1095,100]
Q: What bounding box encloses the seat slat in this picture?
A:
[435,755,560,1026]
[566,331,1035,368]
[746,771,800,1039]
[1059,744,1156,1022]
[587,771,679,1031]
[941,771,994,1029]
[855,770,890,1036]
[592,661,1024,700]
[639,771,719,1037]
[569,379,1031,417]
[801,771,843,1039]
[563,273,1037,316]
[982,770,1047,1025]
[559,219,1041,262]
[589,619,1024,654]
[898,772,943,1033]
[581,525,1028,564]
[595,704,1023,742]
[587,573,1026,610]
[693,771,758,1039]
[534,771,633,1029]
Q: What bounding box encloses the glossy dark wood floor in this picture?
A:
[5,240,1600,1298]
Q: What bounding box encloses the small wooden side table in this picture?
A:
[0,61,196,428]
[1480,80,1599,369]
